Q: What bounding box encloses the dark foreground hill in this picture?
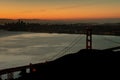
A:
[16,47,120,80]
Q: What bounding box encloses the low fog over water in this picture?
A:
[0,31,120,69]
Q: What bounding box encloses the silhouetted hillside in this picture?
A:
[16,48,120,80]
[1,22,120,36]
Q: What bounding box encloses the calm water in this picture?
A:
[0,31,120,69]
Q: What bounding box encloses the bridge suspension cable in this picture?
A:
[48,35,84,61]
[101,36,120,44]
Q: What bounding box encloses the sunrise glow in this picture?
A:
[0,0,120,20]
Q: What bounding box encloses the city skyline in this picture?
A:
[0,0,120,20]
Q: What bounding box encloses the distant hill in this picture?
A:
[0,19,16,25]
[0,19,77,24]
[0,18,120,25]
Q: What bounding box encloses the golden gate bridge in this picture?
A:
[0,28,120,80]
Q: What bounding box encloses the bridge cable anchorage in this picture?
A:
[102,36,120,44]
[48,35,84,61]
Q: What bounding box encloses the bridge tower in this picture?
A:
[86,28,92,49]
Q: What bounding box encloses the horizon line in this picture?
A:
[0,18,120,21]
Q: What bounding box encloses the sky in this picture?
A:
[0,0,120,20]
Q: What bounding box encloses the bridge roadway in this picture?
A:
[0,62,43,80]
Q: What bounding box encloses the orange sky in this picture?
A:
[0,0,120,20]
